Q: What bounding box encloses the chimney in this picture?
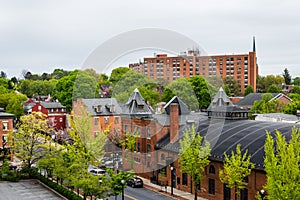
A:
[170,103,179,143]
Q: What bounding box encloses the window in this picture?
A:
[94,131,99,138]
[137,142,140,152]
[93,117,98,125]
[182,173,188,186]
[209,178,215,195]
[114,117,119,124]
[59,118,63,123]
[161,153,165,161]
[2,121,8,131]
[147,144,151,156]
[38,106,41,111]
[104,116,109,124]
[209,165,215,174]
[147,128,151,138]
[240,188,248,200]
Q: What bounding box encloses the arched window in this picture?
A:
[209,165,215,174]
[161,153,165,161]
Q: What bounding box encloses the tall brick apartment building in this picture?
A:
[129,39,258,93]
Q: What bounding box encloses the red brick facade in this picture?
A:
[31,102,67,130]
[129,51,258,93]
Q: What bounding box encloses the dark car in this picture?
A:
[127,177,143,188]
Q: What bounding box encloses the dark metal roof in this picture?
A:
[236,93,278,107]
[156,117,300,170]
[83,98,122,116]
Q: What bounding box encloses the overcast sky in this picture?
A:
[1,0,300,79]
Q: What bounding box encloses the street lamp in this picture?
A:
[259,189,266,200]
[170,166,174,196]
[121,179,125,200]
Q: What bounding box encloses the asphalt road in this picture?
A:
[107,186,175,200]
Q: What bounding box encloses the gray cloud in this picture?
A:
[0,0,300,78]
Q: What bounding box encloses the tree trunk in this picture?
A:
[194,181,197,200]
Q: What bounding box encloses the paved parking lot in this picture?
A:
[0,180,63,200]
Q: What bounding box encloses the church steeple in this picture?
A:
[253,36,256,52]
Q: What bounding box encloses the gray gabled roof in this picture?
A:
[236,93,278,106]
[122,88,154,116]
[82,98,122,116]
[0,111,14,118]
[207,87,233,110]
[40,102,65,109]
[164,96,190,115]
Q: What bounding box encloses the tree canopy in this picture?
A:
[162,78,198,110]
[179,125,211,200]
[264,128,300,199]
[219,144,254,200]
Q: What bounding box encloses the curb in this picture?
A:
[142,183,190,200]
[36,179,69,200]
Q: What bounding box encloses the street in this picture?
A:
[107,186,175,200]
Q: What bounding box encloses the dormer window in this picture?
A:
[138,105,144,110]
[93,105,102,113]
[106,104,115,113]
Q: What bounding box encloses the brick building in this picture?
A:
[73,98,123,153]
[121,88,298,200]
[129,39,258,93]
[0,109,14,161]
[31,101,67,130]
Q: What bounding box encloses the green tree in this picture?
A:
[251,93,286,114]
[162,78,198,110]
[264,128,300,199]
[54,70,97,111]
[291,85,300,94]
[219,144,254,200]
[288,93,300,101]
[122,131,139,170]
[284,101,300,115]
[267,84,281,93]
[282,68,292,85]
[223,76,241,96]
[257,75,284,93]
[223,84,232,97]
[13,112,51,173]
[6,93,27,118]
[292,77,300,86]
[109,67,130,85]
[244,85,254,96]
[112,70,158,104]
[179,125,211,200]
[106,169,134,199]
[188,75,216,110]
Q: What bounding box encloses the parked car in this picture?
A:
[88,166,106,176]
[127,177,143,188]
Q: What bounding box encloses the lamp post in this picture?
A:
[121,179,125,200]
[259,189,266,200]
[170,166,174,196]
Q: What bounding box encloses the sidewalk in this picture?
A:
[138,177,207,200]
